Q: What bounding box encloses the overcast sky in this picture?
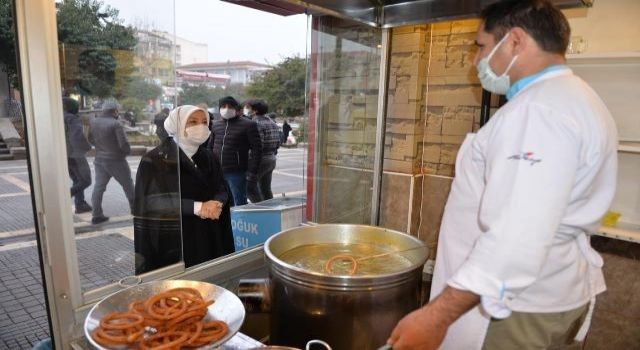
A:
[104,0,308,65]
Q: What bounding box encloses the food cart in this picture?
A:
[4,0,639,349]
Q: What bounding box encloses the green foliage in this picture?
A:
[292,118,308,143]
[245,56,306,118]
[120,97,144,119]
[178,84,218,106]
[178,83,246,108]
[0,0,18,88]
[125,77,162,102]
[57,0,137,98]
[0,0,137,94]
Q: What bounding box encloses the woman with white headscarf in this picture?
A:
[133,105,234,274]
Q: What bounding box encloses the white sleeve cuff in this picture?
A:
[448,263,512,319]
[193,201,203,215]
[480,296,512,319]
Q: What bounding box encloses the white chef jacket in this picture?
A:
[431,67,618,349]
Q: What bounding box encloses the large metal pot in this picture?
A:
[264,224,428,350]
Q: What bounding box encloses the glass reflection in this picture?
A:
[55,0,309,290]
[57,0,178,290]
[311,17,382,224]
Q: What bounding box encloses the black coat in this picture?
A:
[133,138,234,274]
[64,112,91,158]
[283,122,292,138]
[208,116,262,178]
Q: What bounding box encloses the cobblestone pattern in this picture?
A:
[0,233,134,349]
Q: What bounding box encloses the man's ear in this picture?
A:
[509,27,530,56]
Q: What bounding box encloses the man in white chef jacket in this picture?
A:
[388,1,618,349]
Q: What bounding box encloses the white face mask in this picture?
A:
[243,107,253,117]
[185,124,210,145]
[476,33,519,95]
[220,108,236,120]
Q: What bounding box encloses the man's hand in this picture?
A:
[210,201,223,219]
[199,200,222,220]
[387,287,480,350]
[388,306,448,350]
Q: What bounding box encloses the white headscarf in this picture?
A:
[164,105,209,159]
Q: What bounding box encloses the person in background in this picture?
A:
[133,105,234,273]
[208,96,262,206]
[244,99,282,202]
[154,107,171,140]
[282,119,292,145]
[240,100,252,120]
[62,97,92,213]
[388,1,618,349]
[88,100,135,225]
[197,103,215,130]
[123,109,136,127]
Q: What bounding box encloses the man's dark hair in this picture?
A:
[247,99,269,115]
[219,96,240,110]
[62,97,79,114]
[481,0,571,55]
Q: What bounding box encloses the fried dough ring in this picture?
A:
[92,287,227,349]
[99,311,144,330]
[324,254,358,275]
[139,330,189,350]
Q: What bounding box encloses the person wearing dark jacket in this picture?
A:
[88,100,135,224]
[154,108,170,140]
[282,119,292,145]
[133,105,234,274]
[63,98,92,213]
[244,99,281,202]
[208,96,262,206]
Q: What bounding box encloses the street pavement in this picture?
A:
[0,147,307,349]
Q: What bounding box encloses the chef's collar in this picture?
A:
[506,64,568,100]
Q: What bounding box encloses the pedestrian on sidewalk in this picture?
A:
[62,97,92,213]
[133,105,234,273]
[244,99,281,202]
[88,100,135,225]
[282,119,292,145]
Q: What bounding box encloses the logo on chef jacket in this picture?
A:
[507,151,542,166]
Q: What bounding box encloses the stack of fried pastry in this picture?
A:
[91,287,228,349]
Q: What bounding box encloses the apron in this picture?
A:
[431,133,490,350]
[430,133,603,349]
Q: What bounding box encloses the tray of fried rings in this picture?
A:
[84,280,246,349]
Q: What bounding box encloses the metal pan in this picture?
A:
[84,280,245,349]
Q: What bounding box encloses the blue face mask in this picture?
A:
[476,33,519,95]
